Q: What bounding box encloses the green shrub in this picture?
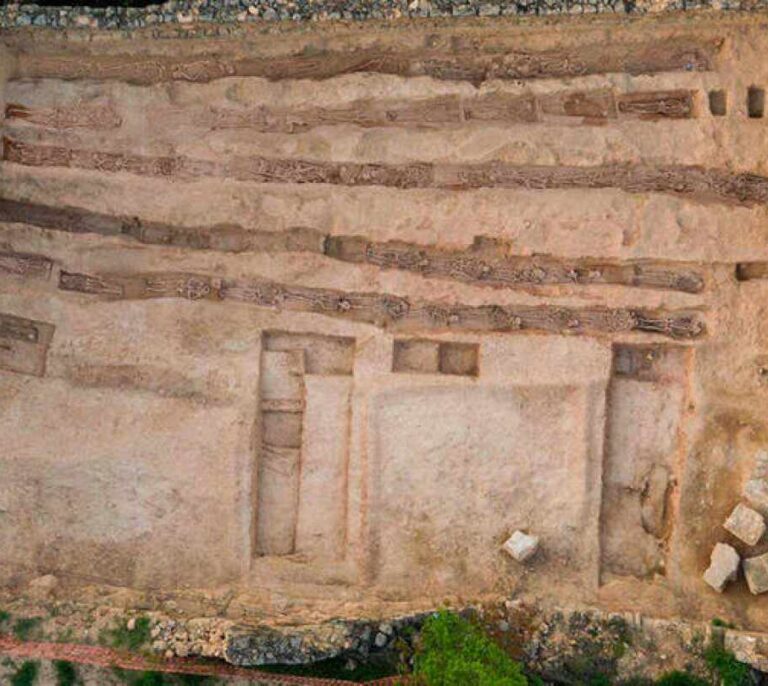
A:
[54,660,78,686]
[105,616,153,651]
[113,668,223,685]
[711,619,735,629]
[11,661,39,686]
[413,610,528,686]
[172,676,220,685]
[704,645,751,686]
[113,668,165,686]
[655,671,708,686]
[0,610,11,626]
[12,618,43,642]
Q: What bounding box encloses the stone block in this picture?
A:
[27,574,58,600]
[503,531,539,562]
[744,479,768,515]
[744,553,768,595]
[724,503,766,546]
[703,543,740,593]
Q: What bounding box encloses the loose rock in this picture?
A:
[744,552,768,594]
[724,503,766,546]
[27,574,58,600]
[503,531,540,562]
[744,479,768,514]
[703,543,740,592]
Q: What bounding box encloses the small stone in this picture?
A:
[345,658,358,671]
[503,531,539,562]
[374,632,388,648]
[744,553,768,595]
[126,617,136,631]
[724,503,766,546]
[498,620,510,632]
[703,543,740,593]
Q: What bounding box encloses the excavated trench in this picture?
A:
[3,6,768,682]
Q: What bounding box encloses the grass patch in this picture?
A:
[104,616,152,651]
[0,610,11,626]
[704,644,751,686]
[11,660,39,686]
[54,660,79,686]
[12,617,43,642]
[413,610,528,686]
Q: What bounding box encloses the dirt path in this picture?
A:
[0,635,404,686]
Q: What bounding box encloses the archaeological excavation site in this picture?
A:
[3,1,768,683]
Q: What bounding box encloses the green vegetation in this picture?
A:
[10,661,39,686]
[704,644,751,686]
[711,618,735,630]
[112,668,165,686]
[54,660,79,686]
[412,610,528,686]
[12,617,43,642]
[0,609,11,626]
[173,675,220,685]
[111,668,220,685]
[655,671,709,686]
[104,616,153,651]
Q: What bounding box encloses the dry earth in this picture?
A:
[2,9,768,665]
